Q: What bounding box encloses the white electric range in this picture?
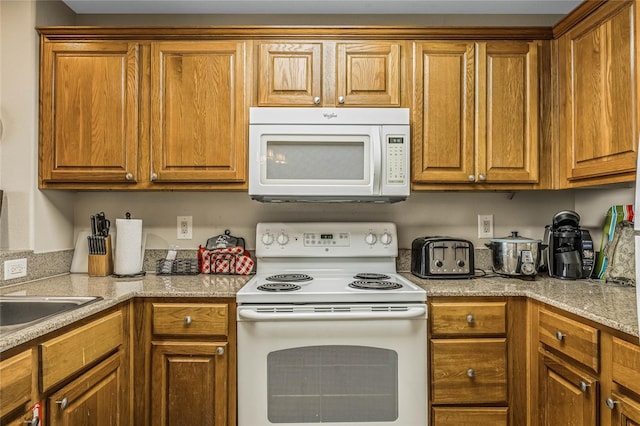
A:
[237,222,427,426]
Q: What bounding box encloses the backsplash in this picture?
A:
[0,250,73,287]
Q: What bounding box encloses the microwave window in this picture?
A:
[264,139,366,181]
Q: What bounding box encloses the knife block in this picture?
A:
[88,236,113,277]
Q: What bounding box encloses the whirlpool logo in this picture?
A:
[322,112,338,119]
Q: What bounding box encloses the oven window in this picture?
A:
[267,345,398,423]
[264,136,368,181]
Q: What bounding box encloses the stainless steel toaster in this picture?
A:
[411,237,475,279]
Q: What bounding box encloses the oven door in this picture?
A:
[248,124,380,201]
[237,304,427,426]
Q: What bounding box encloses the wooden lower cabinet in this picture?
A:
[47,353,122,426]
[538,350,598,426]
[150,341,228,426]
[432,407,508,426]
[608,392,640,425]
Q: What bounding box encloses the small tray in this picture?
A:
[156,259,199,275]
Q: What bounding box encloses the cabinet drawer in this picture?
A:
[432,407,508,426]
[40,310,123,392]
[0,350,32,418]
[538,308,599,371]
[431,301,506,336]
[431,338,507,404]
[152,303,228,336]
[612,337,640,395]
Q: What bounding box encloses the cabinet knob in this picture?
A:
[468,175,475,182]
[578,381,590,393]
[216,346,225,355]
[555,331,565,341]
[56,397,69,411]
[184,316,192,325]
[26,417,40,426]
[478,174,486,181]
[466,314,475,324]
[313,97,321,105]
[151,172,158,181]
[338,96,345,104]
[467,368,475,378]
[605,397,619,410]
[125,172,133,181]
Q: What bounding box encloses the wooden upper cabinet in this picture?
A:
[39,41,139,185]
[257,42,322,106]
[150,41,247,183]
[256,40,404,107]
[412,40,539,188]
[558,1,638,187]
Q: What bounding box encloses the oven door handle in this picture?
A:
[238,306,427,321]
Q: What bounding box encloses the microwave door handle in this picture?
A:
[372,129,382,194]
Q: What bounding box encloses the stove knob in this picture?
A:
[380,232,393,245]
[261,233,274,246]
[277,232,289,245]
[365,232,377,245]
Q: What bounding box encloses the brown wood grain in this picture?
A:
[151,303,228,337]
[432,407,509,426]
[430,300,507,336]
[612,337,640,396]
[40,311,124,392]
[0,349,32,418]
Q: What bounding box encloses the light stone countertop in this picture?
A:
[0,272,637,353]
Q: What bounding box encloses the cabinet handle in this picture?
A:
[467,368,475,378]
[25,416,40,426]
[555,331,565,341]
[313,97,321,105]
[151,172,158,181]
[338,96,345,104]
[478,174,486,181]
[56,397,69,411]
[605,397,619,410]
[125,172,133,181]
[466,314,475,324]
[184,316,192,325]
[468,175,475,182]
[578,381,590,393]
[216,346,225,355]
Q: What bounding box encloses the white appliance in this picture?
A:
[237,222,427,426]
[248,108,410,203]
[636,143,640,340]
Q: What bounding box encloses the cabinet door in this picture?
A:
[559,1,637,185]
[40,41,139,185]
[609,392,640,426]
[539,351,598,426]
[151,341,228,426]
[257,42,322,106]
[150,41,246,183]
[48,353,122,426]
[478,41,539,183]
[412,41,476,183]
[335,42,401,106]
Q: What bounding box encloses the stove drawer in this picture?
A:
[152,303,228,337]
[431,301,506,336]
[431,338,508,405]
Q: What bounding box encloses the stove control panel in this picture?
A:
[256,222,398,257]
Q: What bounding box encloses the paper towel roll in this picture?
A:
[114,218,143,275]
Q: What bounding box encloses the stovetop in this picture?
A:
[237,222,426,304]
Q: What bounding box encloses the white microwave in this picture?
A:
[249,107,410,203]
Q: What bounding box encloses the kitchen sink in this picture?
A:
[0,296,103,334]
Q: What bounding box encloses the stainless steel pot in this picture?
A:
[485,231,543,277]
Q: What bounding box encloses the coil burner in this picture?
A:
[348,280,403,290]
[257,283,302,292]
[266,274,313,282]
[353,273,391,280]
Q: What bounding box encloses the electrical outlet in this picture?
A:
[177,216,193,240]
[4,258,27,280]
[478,214,494,239]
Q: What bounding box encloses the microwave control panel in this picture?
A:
[386,136,407,185]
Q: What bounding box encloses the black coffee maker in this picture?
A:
[544,210,595,279]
